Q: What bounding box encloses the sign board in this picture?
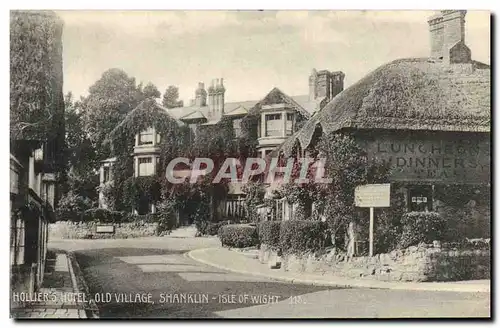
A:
[96,225,115,234]
[355,184,391,208]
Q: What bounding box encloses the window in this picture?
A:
[138,157,154,176]
[233,119,242,138]
[286,113,294,136]
[10,214,25,266]
[103,167,110,183]
[265,113,282,137]
[408,185,433,212]
[138,128,154,145]
[267,114,281,120]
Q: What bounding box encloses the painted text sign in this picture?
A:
[364,133,490,184]
[355,184,391,208]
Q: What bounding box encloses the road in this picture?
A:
[50,237,491,319]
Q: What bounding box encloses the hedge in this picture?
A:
[82,208,123,223]
[397,211,446,249]
[205,221,230,236]
[279,220,328,254]
[218,224,258,248]
[258,221,281,250]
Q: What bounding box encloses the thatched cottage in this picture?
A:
[273,10,490,238]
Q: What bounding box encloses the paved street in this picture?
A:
[51,237,490,318]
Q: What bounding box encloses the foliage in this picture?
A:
[397,212,447,249]
[142,82,161,99]
[317,133,392,247]
[81,208,123,223]
[279,220,328,255]
[64,93,97,176]
[104,98,189,211]
[258,221,281,250]
[56,190,94,221]
[121,176,162,212]
[371,184,407,253]
[199,221,230,236]
[80,68,145,160]
[61,92,100,201]
[434,184,490,240]
[10,11,64,141]
[218,224,259,248]
[276,179,324,220]
[162,85,183,108]
[242,181,266,222]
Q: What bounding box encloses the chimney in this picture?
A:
[309,69,318,101]
[217,78,225,115]
[195,82,207,107]
[208,79,216,118]
[316,70,331,99]
[330,71,345,99]
[428,10,471,64]
[428,13,444,59]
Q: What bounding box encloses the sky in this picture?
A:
[57,10,491,104]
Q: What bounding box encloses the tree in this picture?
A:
[80,68,144,160]
[162,85,184,108]
[62,92,99,201]
[142,82,161,99]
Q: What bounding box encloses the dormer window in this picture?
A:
[138,128,154,146]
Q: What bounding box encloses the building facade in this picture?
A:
[98,69,346,217]
[10,11,64,297]
[271,10,490,239]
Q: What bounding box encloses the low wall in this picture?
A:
[49,221,160,240]
[260,242,490,282]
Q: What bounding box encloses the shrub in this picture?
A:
[81,208,123,223]
[258,221,281,250]
[204,221,229,236]
[56,191,93,221]
[155,211,177,235]
[218,224,258,248]
[397,212,447,249]
[279,220,328,255]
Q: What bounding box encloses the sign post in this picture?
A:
[354,183,391,257]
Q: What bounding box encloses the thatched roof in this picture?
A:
[275,58,491,156]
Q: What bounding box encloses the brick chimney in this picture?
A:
[208,79,216,119]
[216,78,225,115]
[309,69,345,102]
[428,10,471,64]
[309,69,318,101]
[195,82,207,107]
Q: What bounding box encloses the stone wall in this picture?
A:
[260,242,490,282]
[49,221,161,240]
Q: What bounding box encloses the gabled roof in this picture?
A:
[160,100,259,121]
[107,99,183,145]
[274,58,491,157]
[180,110,206,121]
[247,87,312,119]
[224,105,248,117]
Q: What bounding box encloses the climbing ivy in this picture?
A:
[10,11,64,141]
